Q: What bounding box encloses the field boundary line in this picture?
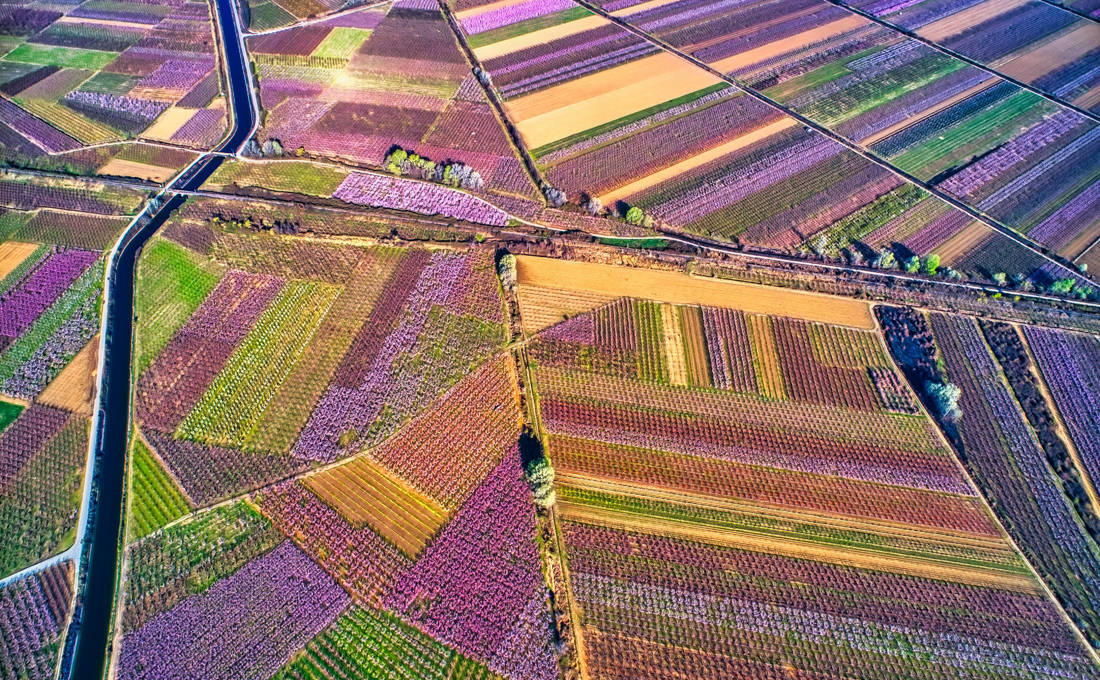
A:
[572,0,1098,289]
[558,500,1041,591]
[826,0,1100,125]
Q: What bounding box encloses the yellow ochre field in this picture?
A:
[515,255,876,330]
[0,241,39,280]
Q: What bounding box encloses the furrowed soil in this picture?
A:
[515,256,876,329]
[559,501,1039,592]
[917,0,1029,42]
[99,158,175,183]
[38,336,98,415]
[0,241,38,280]
[516,283,615,334]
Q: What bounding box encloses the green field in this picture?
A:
[135,238,225,375]
[0,400,24,435]
[5,43,118,71]
[176,280,340,447]
[273,606,497,680]
[207,160,349,197]
[311,28,372,60]
[129,437,190,540]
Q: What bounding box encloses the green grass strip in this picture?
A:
[273,606,496,680]
[596,236,669,249]
[532,82,731,159]
[177,279,341,448]
[135,238,225,376]
[129,437,190,540]
[310,27,372,60]
[206,160,348,197]
[5,43,119,70]
[0,399,24,435]
[0,259,103,384]
[891,90,1043,175]
[467,6,591,49]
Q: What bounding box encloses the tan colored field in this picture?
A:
[935,220,988,265]
[455,0,523,21]
[516,284,615,334]
[918,0,1028,41]
[304,454,449,558]
[710,16,865,74]
[659,304,688,386]
[472,14,608,61]
[57,15,154,30]
[1075,82,1100,110]
[599,117,796,204]
[0,241,38,281]
[38,337,98,416]
[141,107,197,141]
[678,306,711,387]
[611,0,682,15]
[995,22,1100,82]
[1077,238,1100,274]
[861,79,998,146]
[560,501,1039,592]
[515,256,876,329]
[98,158,175,183]
[507,52,721,149]
[1062,218,1100,261]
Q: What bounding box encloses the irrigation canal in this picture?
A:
[59,0,256,676]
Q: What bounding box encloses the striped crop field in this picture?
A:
[522,290,1100,679]
[450,0,1093,286]
[593,0,1100,266]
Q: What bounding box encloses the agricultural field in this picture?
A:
[0,561,74,680]
[517,283,1098,678]
[242,0,358,32]
[878,308,1100,648]
[115,241,557,679]
[248,1,540,201]
[0,0,226,180]
[449,0,1092,287]
[591,0,1100,268]
[202,158,515,225]
[128,204,509,531]
[0,174,143,579]
[844,0,1100,113]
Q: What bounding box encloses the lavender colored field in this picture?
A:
[1024,327,1100,493]
[117,541,349,680]
[332,172,510,226]
[0,562,73,680]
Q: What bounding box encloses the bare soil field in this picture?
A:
[918,0,1029,42]
[515,256,876,329]
[0,241,38,280]
[507,53,720,149]
[38,336,98,416]
[710,16,865,74]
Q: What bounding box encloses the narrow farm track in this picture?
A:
[826,0,1100,125]
[7,161,1100,313]
[571,0,1097,289]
